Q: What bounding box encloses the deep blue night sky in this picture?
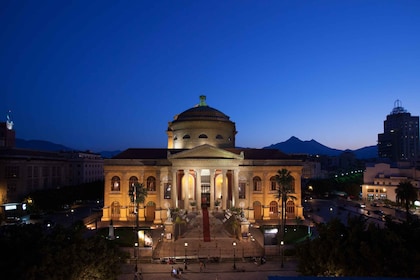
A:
[1,0,420,152]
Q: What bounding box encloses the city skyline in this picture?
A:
[1,1,420,152]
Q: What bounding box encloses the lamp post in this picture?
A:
[233,241,237,270]
[134,242,139,275]
[280,240,284,268]
[184,242,188,270]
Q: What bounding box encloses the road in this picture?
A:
[303,197,405,229]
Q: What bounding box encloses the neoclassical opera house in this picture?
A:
[102,96,303,225]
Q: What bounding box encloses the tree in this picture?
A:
[395,180,418,221]
[274,169,296,244]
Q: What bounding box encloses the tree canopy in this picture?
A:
[0,223,127,280]
[296,216,420,277]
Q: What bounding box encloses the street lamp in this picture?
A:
[184,242,188,270]
[280,240,284,268]
[134,242,139,275]
[233,241,237,270]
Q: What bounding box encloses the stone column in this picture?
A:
[210,170,215,210]
[233,169,239,207]
[196,169,201,209]
[222,169,228,210]
[172,170,178,208]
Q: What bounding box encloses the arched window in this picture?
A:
[286,200,295,215]
[183,134,190,139]
[111,176,120,192]
[198,134,208,138]
[129,176,138,187]
[290,177,296,193]
[253,176,262,192]
[270,176,277,191]
[147,176,156,192]
[269,201,278,215]
[216,134,223,139]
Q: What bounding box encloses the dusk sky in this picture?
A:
[1,0,420,152]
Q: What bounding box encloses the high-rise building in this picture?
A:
[378,100,419,162]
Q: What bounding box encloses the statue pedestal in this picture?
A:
[240,221,250,241]
[164,221,174,242]
[154,209,162,224]
[138,207,145,222]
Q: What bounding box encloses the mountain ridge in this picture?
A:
[14,136,378,159]
[265,136,377,159]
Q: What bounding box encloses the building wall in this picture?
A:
[102,157,303,224]
[362,162,420,202]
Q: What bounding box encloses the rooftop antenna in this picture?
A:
[391,99,407,114]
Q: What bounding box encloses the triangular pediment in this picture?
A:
[168,144,243,160]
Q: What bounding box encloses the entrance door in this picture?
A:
[253,201,262,220]
[201,169,210,208]
[145,202,155,222]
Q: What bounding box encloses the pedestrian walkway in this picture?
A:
[118,257,299,280]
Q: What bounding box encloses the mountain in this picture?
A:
[265,136,377,159]
[15,138,74,152]
[15,136,377,159]
[15,138,121,158]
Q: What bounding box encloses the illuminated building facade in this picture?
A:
[102,96,303,224]
[362,162,420,202]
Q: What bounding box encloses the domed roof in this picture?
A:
[173,96,231,122]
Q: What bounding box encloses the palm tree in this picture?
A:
[275,169,296,244]
[395,180,418,221]
[130,182,148,230]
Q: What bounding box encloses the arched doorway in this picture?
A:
[286,200,295,219]
[253,201,262,220]
[269,201,278,219]
[111,201,120,220]
[146,201,156,222]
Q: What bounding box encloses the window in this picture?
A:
[289,177,296,193]
[129,176,138,187]
[239,182,246,199]
[199,134,208,138]
[270,176,277,191]
[164,183,171,199]
[147,176,156,191]
[286,201,295,214]
[253,176,262,192]
[183,135,190,139]
[6,166,19,178]
[216,134,223,139]
[111,176,120,192]
[269,201,278,215]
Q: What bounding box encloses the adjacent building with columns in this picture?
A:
[102,96,303,225]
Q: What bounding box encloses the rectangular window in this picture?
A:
[6,166,19,178]
[164,183,171,199]
[239,182,246,199]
